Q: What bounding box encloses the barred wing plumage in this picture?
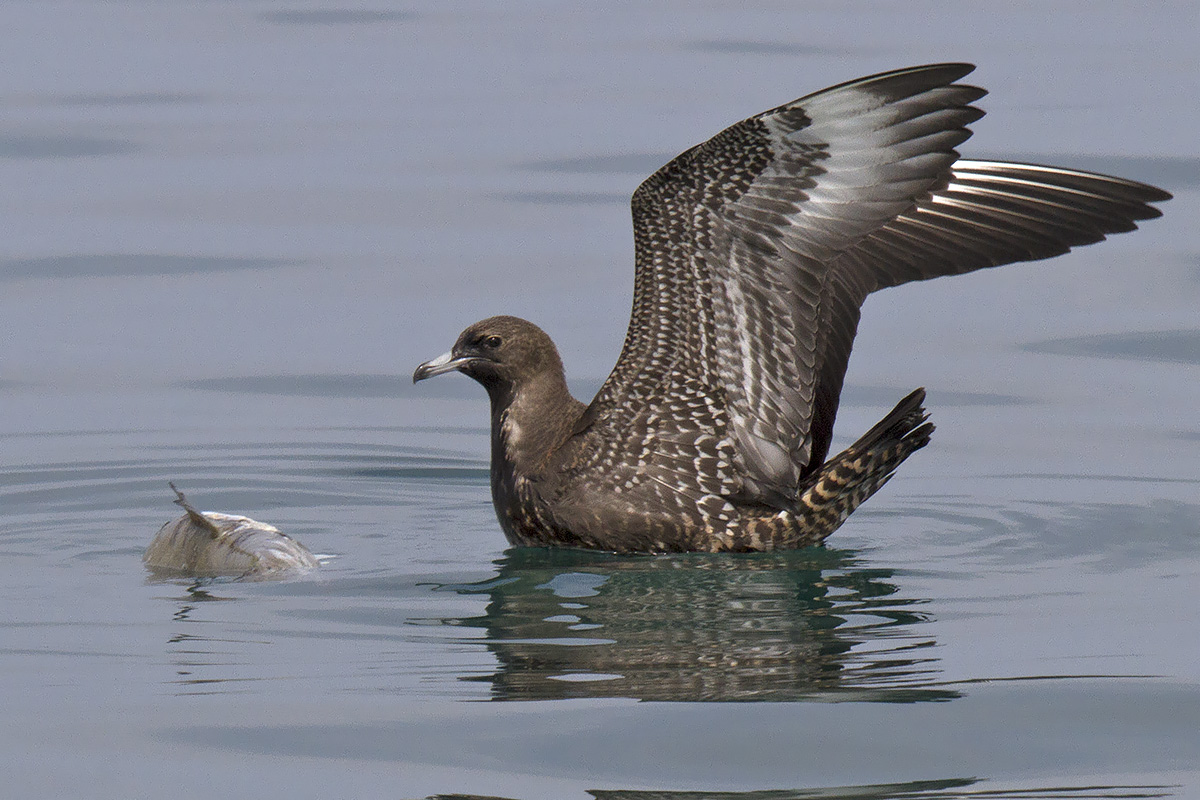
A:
[563,64,1169,512]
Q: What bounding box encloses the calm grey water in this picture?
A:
[2,2,1198,798]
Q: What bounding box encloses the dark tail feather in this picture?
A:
[792,388,933,544]
[169,481,222,537]
[850,387,934,453]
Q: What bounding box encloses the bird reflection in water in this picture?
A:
[437,547,959,703]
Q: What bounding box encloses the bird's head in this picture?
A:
[413,315,565,399]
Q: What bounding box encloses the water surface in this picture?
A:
[1,2,1197,798]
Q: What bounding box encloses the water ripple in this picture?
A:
[431,780,1178,799]
[258,10,415,25]
[0,254,299,282]
[1027,329,1200,365]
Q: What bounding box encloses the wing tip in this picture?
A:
[956,159,1172,198]
[813,62,979,98]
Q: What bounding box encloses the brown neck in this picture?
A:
[487,369,585,481]
[485,368,584,543]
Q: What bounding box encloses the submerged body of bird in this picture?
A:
[144,484,319,578]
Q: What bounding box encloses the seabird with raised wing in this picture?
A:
[414,63,1170,553]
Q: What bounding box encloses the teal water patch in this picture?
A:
[0,133,139,159]
[0,254,299,281]
[1027,330,1200,365]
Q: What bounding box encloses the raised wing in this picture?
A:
[569,63,1168,509]
[574,64,987,504]
[805,160,1170,469]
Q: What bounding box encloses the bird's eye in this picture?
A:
[483,335,502,349]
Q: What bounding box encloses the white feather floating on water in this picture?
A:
[143,483,319,579]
